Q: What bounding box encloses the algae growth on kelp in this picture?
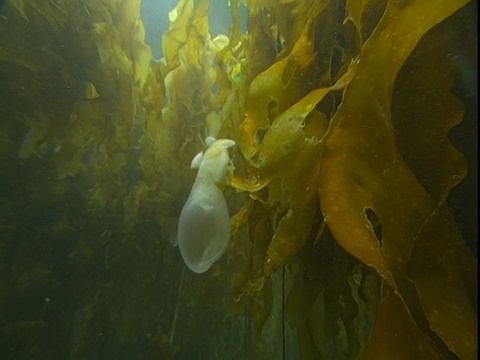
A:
[0,0,477,359]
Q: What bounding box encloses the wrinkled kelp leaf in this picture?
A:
[318,0,476,358]
[0,0,476,359]
[408,204,477,359]
[365,287,441,359]
[321,0,461,291]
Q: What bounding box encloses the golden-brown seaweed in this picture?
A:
[0,0,476,358]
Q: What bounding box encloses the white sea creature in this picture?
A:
[177,138,235,273]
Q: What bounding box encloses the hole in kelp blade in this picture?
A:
[365,208,383,248]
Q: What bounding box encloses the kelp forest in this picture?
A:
[0,0,477,359]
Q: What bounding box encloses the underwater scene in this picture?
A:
[0,0,477,359]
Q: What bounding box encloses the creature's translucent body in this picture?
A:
[178,138,235,273]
